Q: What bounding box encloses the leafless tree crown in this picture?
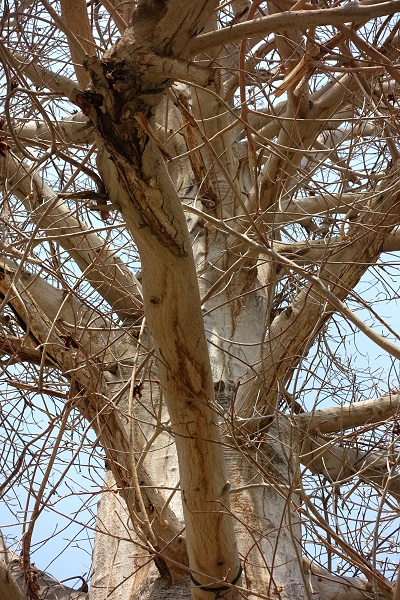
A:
[0,1,400,599]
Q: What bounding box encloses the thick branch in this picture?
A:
[274,231,400,263]
[271,191,369,226]
[5,49,80,101]
[59,0,97,88]
[303,557,390,600]
[301,435,400,501]
[6,153,143,321]
[235,165,400,418]
[15,112,94,145]
[0,262,188,576]
[0,549,88,600]
[97,135,241,594]
[0,332,56,367]
[190,1,400,53]
[296,393,400,434]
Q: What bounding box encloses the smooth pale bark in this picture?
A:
[187,31,268,384]
[72,1,243,594]
[16,112,94,145]
[224,418,308,599]
[269,192,369,226]
[90,350,188,599]
[296,394,400,434]
[90,472,154,600]
[7,50,80,102]
[60,0,97,88]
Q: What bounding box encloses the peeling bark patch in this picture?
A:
[170,329,210,398]
[77,60,188,256]
[109,149,188,257]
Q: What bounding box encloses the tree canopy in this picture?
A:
[0,1,400,599]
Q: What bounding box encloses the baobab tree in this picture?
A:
[1,0,400,599]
